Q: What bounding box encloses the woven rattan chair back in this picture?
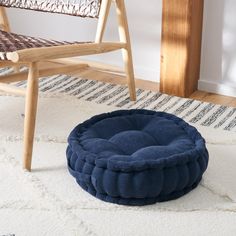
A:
[0,0,101,18]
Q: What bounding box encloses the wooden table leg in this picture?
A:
[160,0,204,97]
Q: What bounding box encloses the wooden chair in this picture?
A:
[0,0,136,171]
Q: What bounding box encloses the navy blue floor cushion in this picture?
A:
[66,109,209,206]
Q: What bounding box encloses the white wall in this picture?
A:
[199,0,236,97]
[6,1,162,82]
[6,0,236,97]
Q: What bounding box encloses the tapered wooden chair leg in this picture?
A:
[23,62,39,171]
[123,48,136,101]
[116,0,136,101]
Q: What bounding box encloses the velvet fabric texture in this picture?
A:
[67,110,209,206]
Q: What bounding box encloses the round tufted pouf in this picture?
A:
[66,109,209,206]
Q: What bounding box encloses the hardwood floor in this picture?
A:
[70,67,236,108]
[190,91,236,107]
[40,60,236,108]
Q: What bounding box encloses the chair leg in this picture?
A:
[122,48,136,101]
[23,62,39,171]
[116,0,136,101]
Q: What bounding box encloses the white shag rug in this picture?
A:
[0,94,236,236]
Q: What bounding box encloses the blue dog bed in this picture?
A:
[66,110,209,206]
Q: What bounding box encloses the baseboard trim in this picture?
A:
[198,80,236,97]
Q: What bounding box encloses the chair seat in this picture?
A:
[0,30,89,60]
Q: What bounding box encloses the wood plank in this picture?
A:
[228,100,236,108]
[50,58,125,74]
[4,60,234,107]
[7,42,127,63]
[23,62,39,171]
[45,61,236,106]
[51,59,236,106]
[71,68,159,92]
[160,0,204,97]
[0,7,10,32]
[197,93,236,107]
[190,91,209,101]
[95,0,112,43]
[116,0,136,101]
[0,82,25,96]
[0,63,88,83]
